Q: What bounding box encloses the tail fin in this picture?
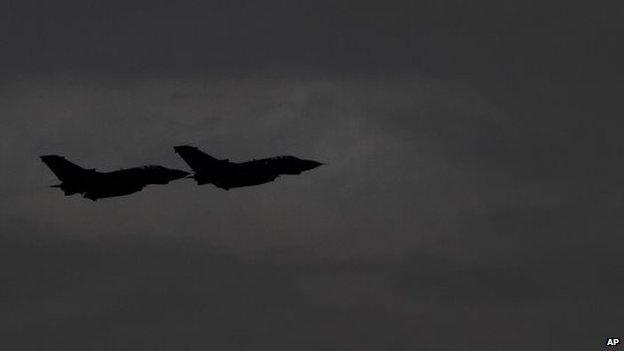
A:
[173,145,227,173]
[40,155,88,182]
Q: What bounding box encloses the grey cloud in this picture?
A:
[2,1,624,349]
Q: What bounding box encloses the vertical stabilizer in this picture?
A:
[40,155,88,182]
[173,145,225,173]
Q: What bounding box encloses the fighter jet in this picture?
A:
[173,145,323,190]
[41,155,189,200]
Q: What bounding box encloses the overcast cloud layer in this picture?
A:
[1,1,623,350]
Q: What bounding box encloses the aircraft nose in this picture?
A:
[170,169,190,179]
[302,160,324,170]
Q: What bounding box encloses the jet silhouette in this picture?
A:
[41,155,189,200]
[173,145,323,190]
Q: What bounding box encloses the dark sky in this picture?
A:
[1,1,624,350]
